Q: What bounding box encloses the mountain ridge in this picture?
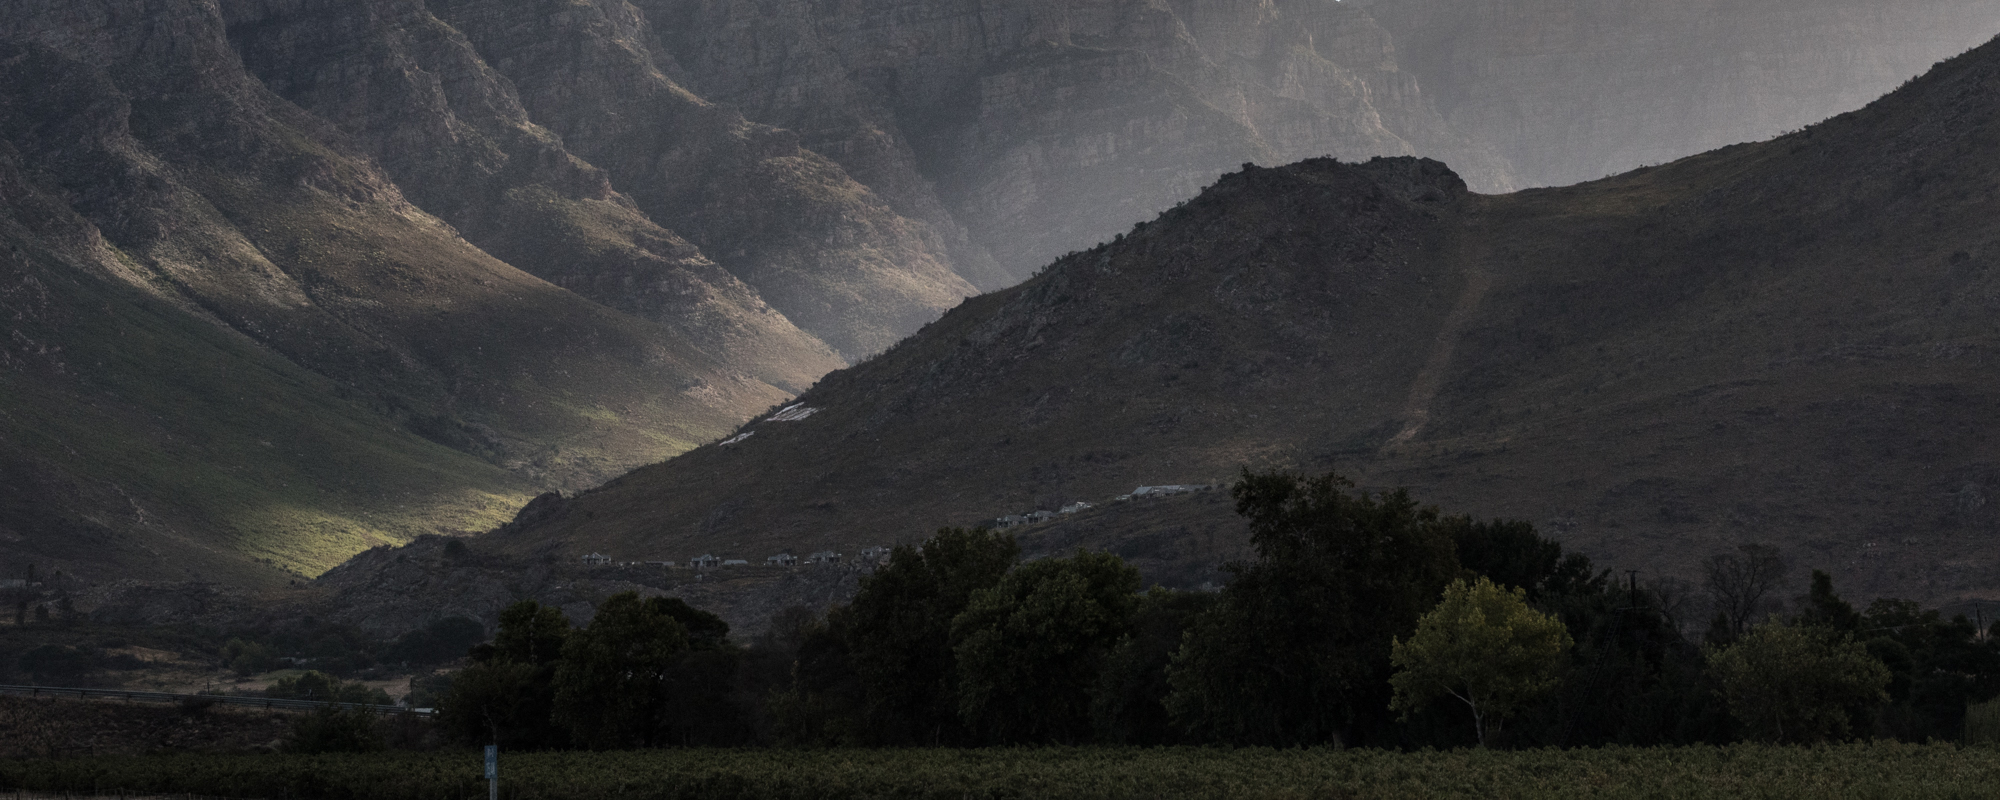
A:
[487,31,2000,611]
[4,0,1995,592]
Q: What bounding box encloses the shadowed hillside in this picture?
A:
[0,1,796,582]
[489,33,2000,609]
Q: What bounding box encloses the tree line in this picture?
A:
[435,470,2000,750]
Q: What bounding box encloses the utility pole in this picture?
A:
[1625,570,1640,610]
[485,744,498,800]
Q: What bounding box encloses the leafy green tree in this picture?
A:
[1706,619,1890,743]
[649,596,731,650]
[951,550,1141,743]
[646,599,748,746]
[551,592,690,749]
[477,600,572,666]
[440,600,570,749]
[265,670,391,704]
[1443,518,1599,603]
[840,527,1020,745]
[1166,470,1459,746]
[1796,570,1862,633]
[767,606,870,746]
[1090,588,1219,744]
[1389,577,1573,746]
[1858,597,2000,741]
[221,638,277,676]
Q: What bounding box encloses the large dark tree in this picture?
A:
[1859,596,2000,741]
[951,550,1141,744]
[1165,470,1459,746]
[1090,588,1218,745]
[439,600,571,749]
[780,527,1019,745]
[551,592,691,749]
[1443,517,1597,603]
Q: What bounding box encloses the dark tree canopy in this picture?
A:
[1166,470,1460,746]
[1091,588,1218,745]
[1445,517,1598,602]
[551,593,691,749]
[791,526,1020,745]
[440,600,571,750]
[952,550,1141,744]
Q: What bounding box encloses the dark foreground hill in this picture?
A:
[486,34,2000,611]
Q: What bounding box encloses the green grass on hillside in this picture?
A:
[4,743,1998,799]
[0,243,534,582]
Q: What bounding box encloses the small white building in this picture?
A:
[1025,510,1057,524]
[721,559,750,568]
[581,552,612,566]
[858,546,892,564]
[767,553,799,567]
[690,554,723,569]
[1060,501,1093,514]
[1130,485,1206,498]
[807,550,842,565]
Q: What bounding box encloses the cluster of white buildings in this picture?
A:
[577,482,1213,568]
[581,546,891,570]
[987,484,1213,529]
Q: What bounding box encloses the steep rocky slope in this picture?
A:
[222,0,843,390]
[426,0,986,359]
[491,33,2000,610]
[0,0,793,582]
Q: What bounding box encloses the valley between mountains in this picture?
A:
[1,0,1997,635]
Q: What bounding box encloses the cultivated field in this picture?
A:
[4,743,1999,799]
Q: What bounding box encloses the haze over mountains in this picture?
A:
[496,31,2000,616]
[1,0,1994,592]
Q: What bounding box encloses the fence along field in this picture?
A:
[4,744,2000,800]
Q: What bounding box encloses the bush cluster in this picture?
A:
[427,470,2000,750]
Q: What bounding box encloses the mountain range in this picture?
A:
[1,0,1994,592]
[488,30,2000,617]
